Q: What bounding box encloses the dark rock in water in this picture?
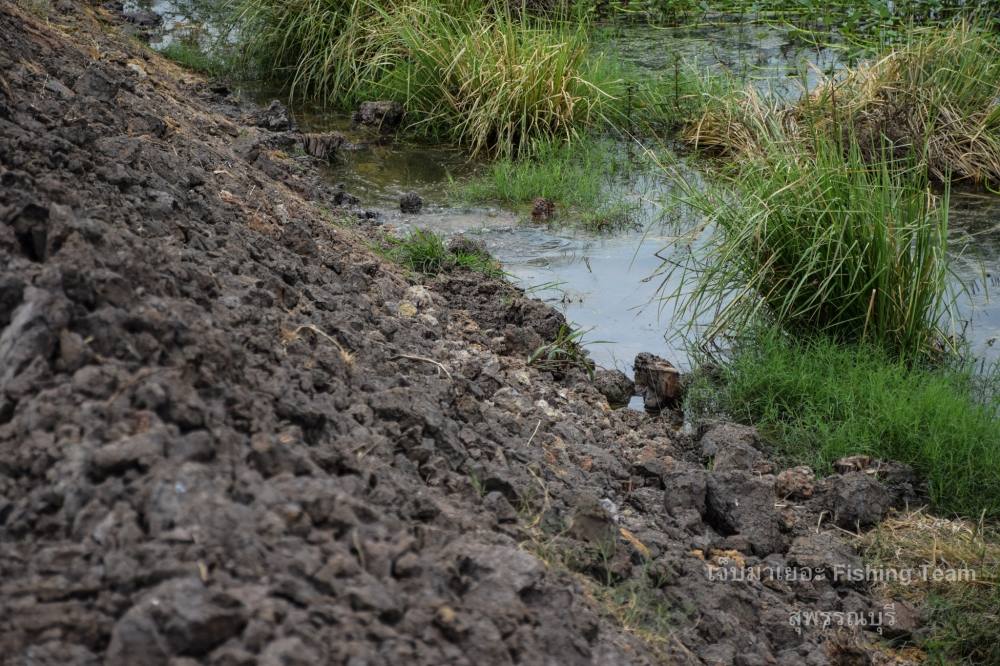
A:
[832,472,891,529]
[399,191,422,214]
[592,368,634,407]
[353,100,404,130]
[633,352,683,412]
[333,183,359,206]
[706,470,786,556]
[531,197,554,222]
[249,100,295,131]
[447,234,490,259]
[300,132,344,161]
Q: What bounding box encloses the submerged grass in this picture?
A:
[665,135,955,358]
[685,329,1000,519]
[685,21,1000,185]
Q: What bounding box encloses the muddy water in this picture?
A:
[137,5,1000,372]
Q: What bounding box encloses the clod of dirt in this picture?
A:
[776,465,816,499]
[706,470,787,556]
[832,472,892,529]
[248,99,296,131]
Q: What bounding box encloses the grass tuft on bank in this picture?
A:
[666,134,955,358]
[686,329,1000,519]
[684,21,1000,185]
[380,228,503,277]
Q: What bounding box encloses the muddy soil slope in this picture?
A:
[0,3,914,665]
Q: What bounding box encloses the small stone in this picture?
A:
[832,472,891,529]
[775,466,815,499]
[592,368,634,407]
[531,197,554,222]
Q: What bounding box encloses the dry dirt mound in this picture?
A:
[0,3,915,664]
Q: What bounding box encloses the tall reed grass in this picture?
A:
[665,135,955,358]
[232,0,676,156]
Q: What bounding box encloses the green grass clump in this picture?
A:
[458,138,616,208]
[382,228,502,276]
[685,21,1000,185]
[686,329,1000,518]
[232,0,683,156]
[455,136,647,229]
[666,135,954,358]
[159,39,228,75]
[528,324,597,377]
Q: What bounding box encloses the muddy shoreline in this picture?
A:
[0,3,928,664]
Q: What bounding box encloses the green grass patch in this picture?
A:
[455,136,647,229]
[685,21,1000,185]
[686,329,1000,518]
[159,38,228,76]
[379,228,503,277]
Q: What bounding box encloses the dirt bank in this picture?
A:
[0,3,918,664]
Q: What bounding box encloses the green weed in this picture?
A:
[159,38,228,75]
[381,228,503,277]
[528,324,598,377]
[685,328,1000,518]
[231,0,688,156]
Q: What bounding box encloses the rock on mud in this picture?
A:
[775,465,815,499]
[633,352,683,412]
[106,578,248,664]
[249,100,295,131]
[592,368,634,408]
[353,100,404,130]
[831,472,892,529]
[706,471,786,556]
